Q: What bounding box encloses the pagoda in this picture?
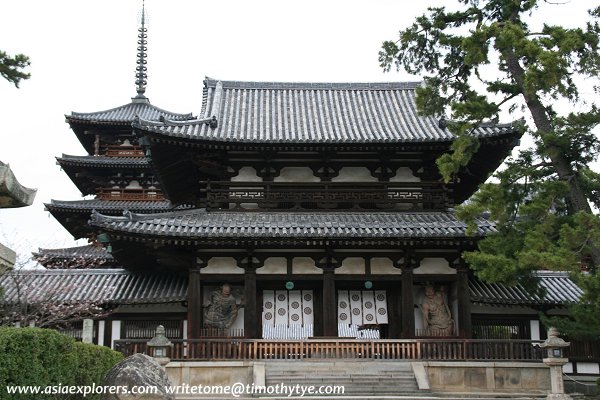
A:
[41,4,194,256]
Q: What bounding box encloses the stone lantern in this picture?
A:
[147,325,172,366]
[540,327,571,400]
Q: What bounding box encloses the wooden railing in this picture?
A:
[105,145,145,158]
[200,181,452,211]
[565,340,600,361]
[198,327,245,338]
[114,338,544,361]
[123,320,183,340]
[96,188,164,201]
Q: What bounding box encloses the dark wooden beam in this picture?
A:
[244,267,258,339]
[187,269,203,339]
[401,254,415,338]
[322,268,337,337]
[456,259,472,338]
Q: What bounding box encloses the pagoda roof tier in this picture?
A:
[0,268,579,308]
[134,79,517,145]
[66,100,195,154]
[56,155,152,195]
[33,245,117,269]
[46,199,182,239]
[91,209,496,241]
[0,269,187,306]
[0,161,37,208]
[57,154,150,168]
[67,100,194,126]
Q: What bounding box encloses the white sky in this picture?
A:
[0,0,595,263]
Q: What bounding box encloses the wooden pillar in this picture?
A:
[244,268,258,339]
[322,268,337,337]
[456,260,472,338]
[401,257,415,338]
[187,269,203,339]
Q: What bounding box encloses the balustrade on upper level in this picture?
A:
[199,180,452,211]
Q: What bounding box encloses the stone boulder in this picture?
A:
[101,353,174,400]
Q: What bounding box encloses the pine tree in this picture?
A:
[379,0,600,339]
[0,50,30,88]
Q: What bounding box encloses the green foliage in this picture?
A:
[381,0,600,338]
[0,51,30,88]
[543,271,600,340]
[72,341,123,389]
[0,327,122,400]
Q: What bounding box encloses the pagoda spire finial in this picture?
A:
[134,0,149,101]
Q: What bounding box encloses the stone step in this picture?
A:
[265,380,418,387]
[176,396,547,399]
[266,371,417,376]
[267,376,416,381]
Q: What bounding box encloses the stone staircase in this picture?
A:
[174,360,552,399]
[264,360,421,396]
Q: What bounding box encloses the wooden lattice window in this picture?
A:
[123,319,183,339]
[472,316,531,340]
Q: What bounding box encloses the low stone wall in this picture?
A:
[165,361,265,387]
[421,361,550,393]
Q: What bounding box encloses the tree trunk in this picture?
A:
[504,50,600,267]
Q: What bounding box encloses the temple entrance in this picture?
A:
[261,290,314,339]
[337,290,388,338]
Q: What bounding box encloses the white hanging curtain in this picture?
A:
[262,290,275,327]
[337,290,350,326]
[375,290,388,324]
[349,290,363,326]
[288,290,302,326]
[362,290,376,324]
[302,290,314,326]
[275,290,288,326]
[262,289,314,339]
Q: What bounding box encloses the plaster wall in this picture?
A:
[201,257,244,274]
[576,363,600,374]
[390,167,421,182]
[331,167,377,182]
[231,167,262,182]
[414,258,456,275]
[370,258,401,275]
[292,257,322,274]
[256,257,287,274]
[125,180,142,189]
[335,257,365,274]
[274,167,319,182]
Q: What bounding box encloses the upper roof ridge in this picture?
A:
[203,78,423,91]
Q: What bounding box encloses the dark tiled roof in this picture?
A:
[46,199,178,213]
[33,245,117,269]
[0,269,186,305]
[134,79,516,144]
[469,271,582,306]
[34,245,113,260]
[90,210,496,239]
[0,268,579,307]
[57,155,150,169]
[67,100,194,125]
